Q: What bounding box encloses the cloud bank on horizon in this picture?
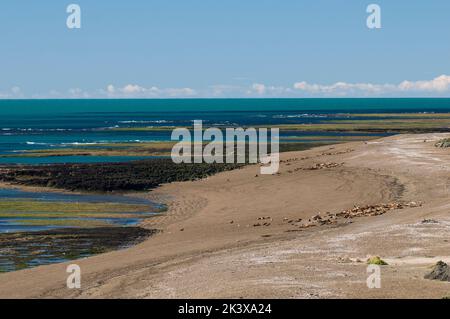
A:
[1,75,450,99]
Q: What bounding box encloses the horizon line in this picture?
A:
[1,97,450,101]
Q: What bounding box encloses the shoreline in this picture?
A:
[0,184,164,272]
[0,133,449,298]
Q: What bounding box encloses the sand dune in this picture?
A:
[0,133,449,299]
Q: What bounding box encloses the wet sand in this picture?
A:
[0,133,449,298]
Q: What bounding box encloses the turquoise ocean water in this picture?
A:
[0,98,449,164]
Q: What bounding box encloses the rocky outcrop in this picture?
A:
[435,138,450,148]
[424,261,450,281]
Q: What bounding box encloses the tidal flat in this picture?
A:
[0,227,155,272]
[0,139,366,161]
[105,113,450,134]
[0,188,163,272]
[0,141,177,159]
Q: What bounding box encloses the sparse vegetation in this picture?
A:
[435,138,450,148]
[367,256,388,265]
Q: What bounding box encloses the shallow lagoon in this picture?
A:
[0,188,163,272]
[0,187,162,233]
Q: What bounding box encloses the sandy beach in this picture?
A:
[0,133,449,299]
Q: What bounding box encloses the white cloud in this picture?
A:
[165,87,196,97]
[398,75,450,92]
[2,75,450,99]
[103,84,196,98]
[252,83,266,95]
[209,84,242,96]
[68,88,90,98]
[0,86,24,98]
[293,75,450,96]
[106,84,115,94]
[24,84,197,99]
[11,86,21,95]
[249,83,292,96]
[293,81,395,96]
[121,84,146,94]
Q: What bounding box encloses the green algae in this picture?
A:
[367,256,389,265]
[0,200,151,214]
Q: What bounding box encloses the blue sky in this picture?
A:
[1,0,450,98]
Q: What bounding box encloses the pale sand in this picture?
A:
[0,133,450,299]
